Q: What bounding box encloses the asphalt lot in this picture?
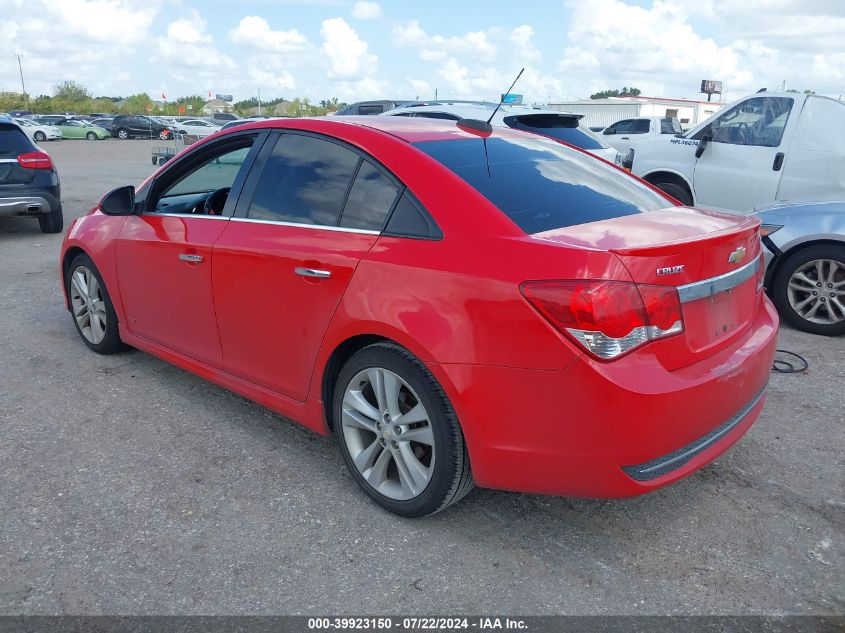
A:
[0,139,842,616]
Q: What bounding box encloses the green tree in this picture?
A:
[121,93,154,114]
[590,86,642,99]
[52,80,92,102]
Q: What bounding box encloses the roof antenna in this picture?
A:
[487,67,524,125]
[456,67,525,137]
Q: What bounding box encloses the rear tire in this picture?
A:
[651,180,693,206]
[38,204,63,234]
[334,343,474,518]
[772,244,845,336]
[66,253,124,354]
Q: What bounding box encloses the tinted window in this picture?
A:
[340,160,400,230]
[384,192,442,239]
[660,118,682,134]
[357,104,385,115]
[634,119,651,133]
[248,134,359,225]
[0,124,34,158]
[414,112,461,121]
[505,115,604,150]
[414,136,669,234]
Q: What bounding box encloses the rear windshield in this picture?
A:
[0,124,33,158]
[504,114,606,150]
[414,136,670,234]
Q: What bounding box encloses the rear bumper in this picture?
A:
[432,296,778,497]
[0,187,60,217]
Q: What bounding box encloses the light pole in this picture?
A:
[17,54,27,105]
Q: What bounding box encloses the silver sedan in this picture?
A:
[752,200,845,336]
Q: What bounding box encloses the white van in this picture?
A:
[626,92,845,212]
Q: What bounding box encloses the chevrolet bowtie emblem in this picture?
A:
[728,246,747,264]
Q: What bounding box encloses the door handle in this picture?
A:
[772,152,785,171]
[179,253,204,263]
[295,267,331,279]
[621,136,630,140]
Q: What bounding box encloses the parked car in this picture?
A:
[110,115,177,140]
[381,102,621,164]
[13,118,62,142]
[218,117,277,132]
[336,100,417,115]
[50,119,110,140]
[751,199,845,336]
[173,118,219,137]
[211,112,240,125]
[60,117,776,517]
[601,116,683,154]
[34,114,76,126]
[9,110,34,118]
[88,112,113,119]
[90,118,114,133]
[0,121,62,233]
[626,91,845,211]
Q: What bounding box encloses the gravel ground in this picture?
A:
[0,139,842,616]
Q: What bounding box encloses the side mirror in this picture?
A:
[695,134,711,158]
[100,185,135,216]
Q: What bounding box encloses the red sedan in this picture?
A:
[60,116,778,517]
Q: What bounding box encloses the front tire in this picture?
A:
[66,254,124,354]
[38,204,63,234]
[651,180,693,206]
[772,244,845,336]
[117,128,130,140]
[34,131,46,142]
[86,132,97,141]
[334,343,473,518]
[159,130,170,140]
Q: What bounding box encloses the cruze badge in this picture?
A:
[728,246,747,264]
[656,265,685,276]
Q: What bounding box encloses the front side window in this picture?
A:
[247,134,359,225]
[415,135,670,234]
[633,119,651,133]
[151,138,255,215]
[660,118,682,134]
[700,97,793,147]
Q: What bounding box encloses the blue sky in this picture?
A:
[2,0,843,105]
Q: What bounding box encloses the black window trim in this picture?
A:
[141,129,270,218]
[230,128,442,239]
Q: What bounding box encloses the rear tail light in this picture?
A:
[755,255,765,292]
[521,280,684,360]
[17,150,53,170]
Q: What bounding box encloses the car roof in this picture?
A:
[220,115,532,143]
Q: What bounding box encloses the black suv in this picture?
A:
[110,115,176,140]
[0,122,62,233]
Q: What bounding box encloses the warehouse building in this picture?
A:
[549,95,727,130]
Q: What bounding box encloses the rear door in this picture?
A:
[213,131,401,401]
[116,132,264,366]
[692,96,795,212]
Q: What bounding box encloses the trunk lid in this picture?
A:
[534,207,764,367]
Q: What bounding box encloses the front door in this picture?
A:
[213,132,401,401]
[692,96,794,212]
[116,134,261,366]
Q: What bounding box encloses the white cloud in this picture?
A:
[155,11,236,83]
[393,20,497,62]
[510,25,541,61]
[229,16,308,53]
[351,1,382,20]
[320,17,376,80]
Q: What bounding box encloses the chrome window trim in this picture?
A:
[0,158,19,164]
[677,256,760,304]
[140,212,230,221]
[228,216,380,235]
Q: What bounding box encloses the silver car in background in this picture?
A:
[752,200,845,336]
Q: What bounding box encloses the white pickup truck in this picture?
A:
[625,91,845,212]
[600,116,683,154]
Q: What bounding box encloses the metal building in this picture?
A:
[548,95,727,130]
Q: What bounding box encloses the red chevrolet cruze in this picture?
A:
[60,116,778,517]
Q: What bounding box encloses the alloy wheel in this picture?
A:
[340,367,435,500]
[69,266,108,344]
[787,258,845,325]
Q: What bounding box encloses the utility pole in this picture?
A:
[257,88,261,116]
[435,88,438,100]
[17,54,27,104]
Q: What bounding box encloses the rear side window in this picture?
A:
[247,134,359,225]
[340,160,400,231]
[414,136,669,234]
[504,114,605,150]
